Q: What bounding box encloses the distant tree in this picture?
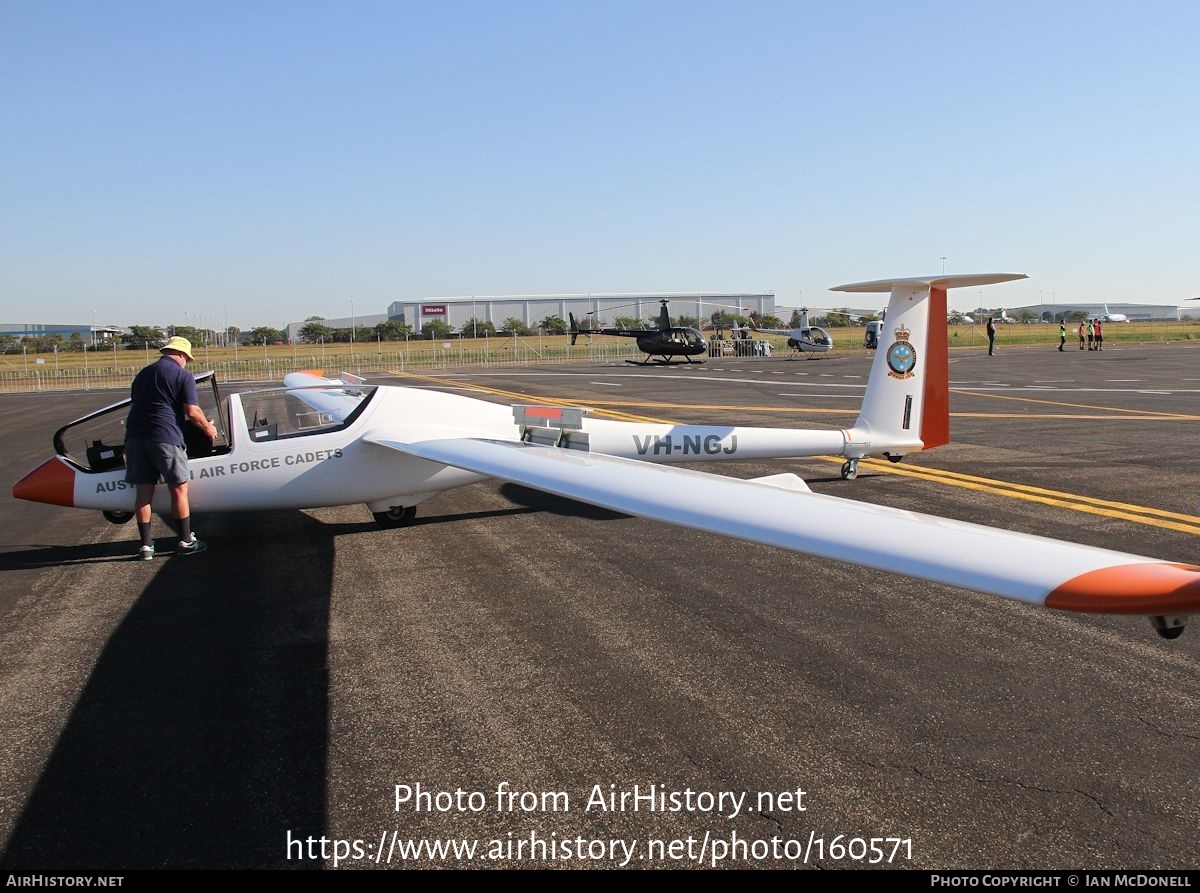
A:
[711,310,737,329]
[373,320,411,341]
[756,314,785,329]
[461,317,496,338]
[331,326,370,343]
[123,325,164,347]
[1014,309,1038,323]
[614,315,646,330]
[34,333,65,352]
[1064,310,1089,323]
[501,317,533,336]
[539,315,568,335]
[247,325,286,344]
[225,326,241,344]
[167,324,202,341]
[422,319,453,339]
[299,321,335,343]
[0,334,17,353]
[948,310,969,325]
[67,332,86,352]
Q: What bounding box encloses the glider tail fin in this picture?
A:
[833,273,1028,459]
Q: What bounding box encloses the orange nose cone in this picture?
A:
[1046,562,1200,614]
[12,458,76,507]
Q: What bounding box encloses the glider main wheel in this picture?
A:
[840,460,858,481]
[102,510,134,525]
[372,505,417,529]
[1151,615,1187,639]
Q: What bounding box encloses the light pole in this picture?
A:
[939,257,947,275]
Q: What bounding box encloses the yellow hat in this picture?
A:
[161,336,194,361]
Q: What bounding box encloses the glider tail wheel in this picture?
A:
[102,510,133,525]
[840,459,858,480]
[372,505,417,529]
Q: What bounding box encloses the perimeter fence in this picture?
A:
[0,340,643,394]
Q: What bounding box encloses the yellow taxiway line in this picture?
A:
[953,389,1200,421]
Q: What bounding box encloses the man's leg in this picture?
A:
[136,484,156,551]
[168,481,192,544]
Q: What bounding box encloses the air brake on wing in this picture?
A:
[513,405,592,451]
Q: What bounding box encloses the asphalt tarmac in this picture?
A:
[1,341,1198,870]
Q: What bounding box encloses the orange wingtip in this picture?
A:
[297,368,325,378]
[12,458,76,507]
[1045,563,1200,614]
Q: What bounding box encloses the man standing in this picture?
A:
[124,336,217,559]
[986,317,997,356]
[1058,321,1066,351]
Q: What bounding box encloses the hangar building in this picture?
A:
[385,292,776,333]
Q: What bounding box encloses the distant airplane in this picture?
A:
[1103,304,1129,323]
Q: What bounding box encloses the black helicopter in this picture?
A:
[569,300,709,365]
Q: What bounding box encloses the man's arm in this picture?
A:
[185,404,218,441]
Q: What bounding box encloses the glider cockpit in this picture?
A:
[50,370,378,475]
[53,371,233,475]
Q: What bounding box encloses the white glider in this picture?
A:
[14,273,1200,638]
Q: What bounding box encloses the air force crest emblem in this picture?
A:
[886,326,916,379]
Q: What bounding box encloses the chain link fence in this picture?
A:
[0,340,644,394]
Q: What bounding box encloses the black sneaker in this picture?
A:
[177,539,207,556]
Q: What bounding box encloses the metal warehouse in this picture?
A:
[386,292,776,332]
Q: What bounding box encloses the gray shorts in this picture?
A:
[124,438,191,485]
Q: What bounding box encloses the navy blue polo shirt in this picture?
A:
[125,357,200,445]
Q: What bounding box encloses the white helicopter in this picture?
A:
[746,309,835,357]
[13,273,1199,639]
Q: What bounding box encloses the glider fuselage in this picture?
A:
[19,383,850,518]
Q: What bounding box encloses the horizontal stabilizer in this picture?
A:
[832,273,1028,293]
[748,473,811,493]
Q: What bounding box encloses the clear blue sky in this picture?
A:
[2,1,1197,328]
